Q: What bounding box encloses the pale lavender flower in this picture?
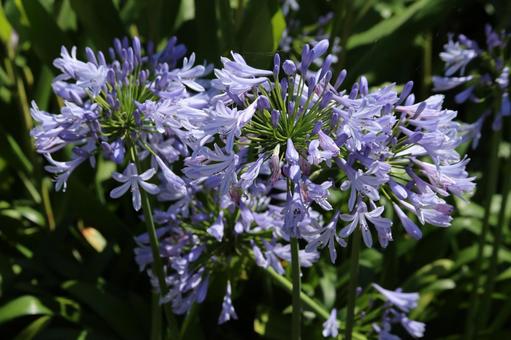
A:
[240,156,265,190]
[392,203,422,240]
[213,52,272,97]
[110,163,159,211]
[372,283,425,339]
[286,138,301,182]
[340,163,385,212]
[53,46,108,96]
[401,316,426,338]
[218,281,238,324]
[300,179,333,210]
[439,36,478,76]
[282,193,307,237]
[372,283,419,312]
[339,202,393,248]
[305,212,346,263]
[322,308,339,338]
[432,75,472,91]
[207,212,224,241]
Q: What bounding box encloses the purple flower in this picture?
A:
[53,46,108,96]
[101,139,125,164]
[372,283,419,312]
[110,163,160,211]
[304,212,346,263]
[240,155,265,190]
[285,139,301,182]
[205,100,258,151]
[413,158,475,197]
[282,193,307,237]
[432,75,472,91]
[153,154,187,197]
[322,308,339,338]
[213,52,272,97]
[300,179,333,210]
[207,212,224,241]
[439,36,477,76]
[339,202,393,248]
[401,316,426,338]
[392,203,422,240]
[372,283,426,338]
[218,281,238,324]
[340,164,385,212]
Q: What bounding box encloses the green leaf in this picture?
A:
[237,0,278,67]
[18,0,71,65]
[497,266,511,281]
[13,315,52,340]
[62,281,146,340]
[6,134,32,174]
[0,296,53,324]
[347,0,438,49]
[422,278,456,293]
[403,259,455,288]
[55,0,77,31]
[69,0,125,51]
[194,0,219,61]
[0,3,13,45]
[33,66,53,111]
[270,8,286,52]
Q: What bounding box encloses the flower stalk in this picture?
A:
[465,127,501,339]
[131,147,178,339]
[479,146,511,328]
[290,236,302,340]
[345,228,361,340]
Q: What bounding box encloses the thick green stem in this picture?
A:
[421,31,432,100]
[132,152,178,339]
[261,259,370,340]
[179,303,198,339]
[465,128,501,339]
[479,151,511,328]
[263,264,330,319]
[290,236,302,340]
[151,292,162,340]
[345,229,361,340]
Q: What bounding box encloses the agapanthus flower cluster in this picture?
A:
[371,284,425,339]
[31,33,475,330]
[433,25,510,146]
[182,38,474,267]
[30,36,210,210]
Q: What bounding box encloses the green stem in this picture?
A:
[179,303,198,339]
[41,177,56,231]
[131,150,179,339]
[151,292,162,340]
[290,236,302,340]
[479,151,511,328]
[465,128,502,339]
[345,229,361,340]
[263,264,330,319]
[421,31,432,100]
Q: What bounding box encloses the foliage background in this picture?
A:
[0,0,511,338]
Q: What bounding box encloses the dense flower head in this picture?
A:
[30,36,210,208]
[434,25,510,145]
[31,34,476,327]
[181,38,474,266]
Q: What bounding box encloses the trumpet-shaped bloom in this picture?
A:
[110,163,159,211]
